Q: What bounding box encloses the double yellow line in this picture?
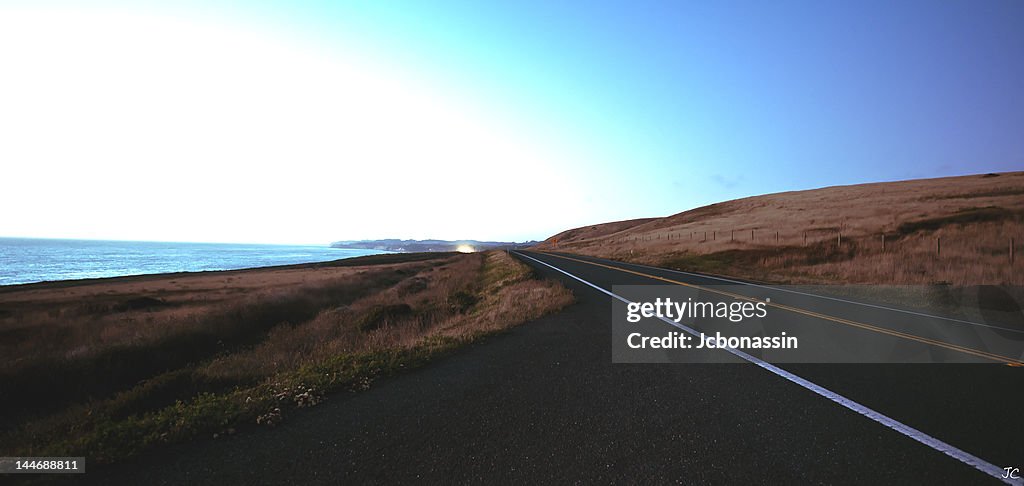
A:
[537,251,1023,366]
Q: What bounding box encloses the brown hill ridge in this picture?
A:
[536,172,1024,285]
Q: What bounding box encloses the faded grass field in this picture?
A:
[537,172,1024,285]
[0,250,572,464]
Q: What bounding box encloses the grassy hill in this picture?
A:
[536,172,1024,285]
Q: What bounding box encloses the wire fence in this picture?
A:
[565,231,1021,264]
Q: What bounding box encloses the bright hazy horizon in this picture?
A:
[2,1,1022,245]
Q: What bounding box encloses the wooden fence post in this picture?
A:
[803,231,807,246]
[775,231,779,243]
[881,234,885,252]
[937,237,941,256]
[731,230,734,242]
[751,229,754,241]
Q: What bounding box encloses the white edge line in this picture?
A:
[514,251,1019,485]
[580,254,1024,335]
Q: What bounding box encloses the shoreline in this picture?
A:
[0,250,430,293]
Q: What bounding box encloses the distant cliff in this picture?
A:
[330,239,537,253]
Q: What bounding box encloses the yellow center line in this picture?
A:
[537,251,1023,366]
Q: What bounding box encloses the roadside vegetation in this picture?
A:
[0,251,573,465]
[538,172,1024,286]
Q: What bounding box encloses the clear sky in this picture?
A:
[1,0,1022,244]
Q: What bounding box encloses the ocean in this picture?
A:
[0,238,389,286]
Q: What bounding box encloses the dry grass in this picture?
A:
[430,250,575,340]
[537,172,1024,285]
[0,258,434,426]
[198,253,485,381]
[0,250,573,464]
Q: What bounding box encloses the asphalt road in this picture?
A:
[82,250,1022,485]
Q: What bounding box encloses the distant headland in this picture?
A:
[330,239,537,253]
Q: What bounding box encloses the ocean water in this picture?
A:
[0,238,389,286]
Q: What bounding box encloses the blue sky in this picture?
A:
[1,1,1022,243]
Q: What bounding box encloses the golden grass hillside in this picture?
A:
[538,171,1024,285]
[0,250,572,464]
